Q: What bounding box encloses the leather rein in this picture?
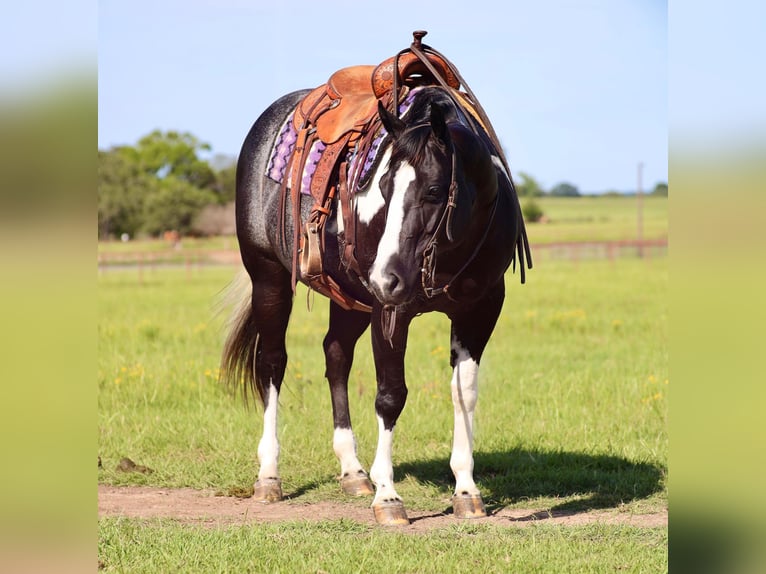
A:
[379,115,500,304]
[413,127,500,302]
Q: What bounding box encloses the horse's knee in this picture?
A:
[322,336,344,366]
[375,386,408,426]
[257,348,288,385]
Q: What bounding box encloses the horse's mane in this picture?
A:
[388,88,460,167]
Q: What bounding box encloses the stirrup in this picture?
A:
[300,221,323,279]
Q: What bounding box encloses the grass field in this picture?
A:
[97,196,668,256]
[524,195,667,244]
[98,253,668,571]
[99,518,667,573]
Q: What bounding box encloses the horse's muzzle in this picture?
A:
[368,261,419,306]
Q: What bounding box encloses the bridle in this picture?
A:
[421,184,499,302]
[377,118,500,305]
[377,128,499,345]
[414,125,500,302]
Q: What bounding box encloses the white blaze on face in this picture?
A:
[368,161,416,292]
[450,338,481,496]
[355,148,392,224]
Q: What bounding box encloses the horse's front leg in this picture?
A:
[369,306,412,525]
[448,283,505,518]
[323,301,374,496]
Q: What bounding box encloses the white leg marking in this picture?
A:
[333,428,365,477]
[450,339,481,496]
[355,148,391,224]
[368,162,415,292]
[369,415,401,504]
[257,382,280,479]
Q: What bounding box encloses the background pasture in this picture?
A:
[98,200,667,570]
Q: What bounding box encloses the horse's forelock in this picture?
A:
[389,125,432,168]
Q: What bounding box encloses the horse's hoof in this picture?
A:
[452,493,487,519]
[373,501,410,526]
[341,472,375,496]
[253,478,282,503]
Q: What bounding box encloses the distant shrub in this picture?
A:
[522,198,545,223]
[192,202,236,236]
[652,182,668,196]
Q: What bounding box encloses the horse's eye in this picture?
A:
[425,185,442,201]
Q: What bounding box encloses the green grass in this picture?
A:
[99,518,667,573]
[97,196,668,258]
[98,258,667,509]
[98,257,667,570]
[526,195,667,244]
[98,235,238,254]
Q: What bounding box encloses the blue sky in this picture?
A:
[97,0,668,193]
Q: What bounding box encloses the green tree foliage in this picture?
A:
[125,130,217,190]
[141,177,217,236]
[550,182,581,197]
[515,171,545,197]
[651,182,668,196]
[209,158,237,204]
[521,198,544,223]
[98,130,222,238]
[98,149,157,238]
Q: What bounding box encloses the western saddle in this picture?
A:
[281,31,499,312]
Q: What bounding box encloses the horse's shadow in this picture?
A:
[395,447,665,515]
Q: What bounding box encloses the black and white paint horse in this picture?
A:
[221,81,530,525]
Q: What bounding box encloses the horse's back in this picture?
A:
[236,89,310,268]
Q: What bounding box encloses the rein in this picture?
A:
[380,109,501,306]
[421,171,500,301]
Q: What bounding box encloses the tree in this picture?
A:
[549,182,581,197]
[141,177,217,236]
[211,161,237,204]
[98,149,156,239]
[98,130,224,238]
[124,130,217,190]
[515,171,545,197]
[651,182,668,196]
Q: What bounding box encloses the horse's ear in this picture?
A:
[430,103,449,144]
[378,101,406,138]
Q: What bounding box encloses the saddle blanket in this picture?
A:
[265,88,421,195]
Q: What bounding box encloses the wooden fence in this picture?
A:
[97,238,667,279]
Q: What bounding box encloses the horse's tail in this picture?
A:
[218,272,265,406]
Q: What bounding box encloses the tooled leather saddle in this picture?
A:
[277,31,499,312]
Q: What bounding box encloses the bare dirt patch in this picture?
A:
[98,485,667,531]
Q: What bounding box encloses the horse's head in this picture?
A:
[368,95,496,306]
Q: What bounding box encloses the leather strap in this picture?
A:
[333,162,356,276]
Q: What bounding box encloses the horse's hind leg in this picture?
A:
[323,302,374,496]
[248,255,294,502]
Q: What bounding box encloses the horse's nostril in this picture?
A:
[388,273,400,293]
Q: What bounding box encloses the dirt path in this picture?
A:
[98,486,667,532]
